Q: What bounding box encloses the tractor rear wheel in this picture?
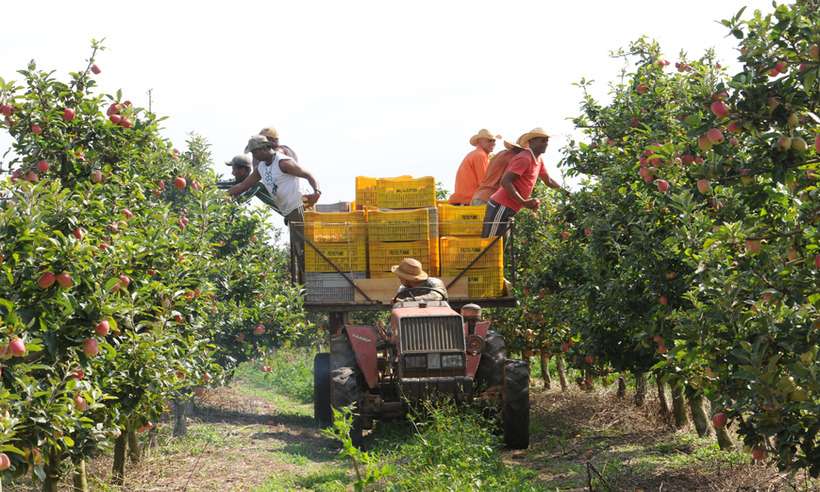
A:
[330,334,364,447]
[313,352,331,426]
[476,331,507,390]
[502,359,530,449]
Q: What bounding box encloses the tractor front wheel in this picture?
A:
[313,352,331,426]
[502,359,530,449]
[330,334,364,447]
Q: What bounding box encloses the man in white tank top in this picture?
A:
[229,135,321,283]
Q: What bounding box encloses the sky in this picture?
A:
[0,0,775,205]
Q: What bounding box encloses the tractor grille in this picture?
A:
[400,316,465,353]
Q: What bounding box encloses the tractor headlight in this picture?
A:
[441,354,464,368]
[405,354,427,369]
[427,353,441,369]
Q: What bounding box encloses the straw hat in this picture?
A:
[259,127,279,140]
[469,129,500,146]
[503,140,524,151]
[391,258,429,282]
[245,135,272,153]
[516,127,551,148]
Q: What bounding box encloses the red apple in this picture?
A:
[36,160,49,173]
[652,335,664,344]
[696,179,711,194]
[777,135,792,151]
[745,239,762,254]
[636,83,648,94]
[710,101,729,119]
[31,124,42,134]
[815,135,820,153]
[91,64,101,74]
[261,365,272,373]
[74,395,88,411]
[178,216,189,229]
[706,128,724,144]
[655,179,670,193]
[95,320,110,337]
[119,117,132,129]
[0,452,10,471]
[99,242,110,251]
[751,447,766,461]
[815,254,819,269]
[698,135,712,152]
[56,272,73,289]
[768,67,780,77]
[63,108,76,121]
[83,338,99,357]
[71,368,85,380]
[786,248,798,262]
[254,324,266,335]
[560,342,570,353]
[811,44,820,61]
[106,103,120,116]
[639,167,654,183]
[583,227,592,237]
[173,176,187,190]
[109,114,122,125]
[122,208,134,219]
[174,313,184,323]
[25,171,39,183]
[681,154,695,165]
[658,295,669,306]
[9,338,26,357]
[0,104,12,116]
[584,355,594,365]
[657,345,668,354]
[774,60,787,73]
[90,169,103,183]
[118,274,131,288]
[726,121,740,133]
[38,271,56,289]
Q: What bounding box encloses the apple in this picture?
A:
[95,320,110,336]
[191,180,202,191]
[119,117,132,129]
[9,338,26,357]
[0,104,12,116]
[37,160,49,173]
[261,365,272,373]
[811,44,820,60]
[147,269,157,276]
[706,128,724,144]
[202,372,211,383]
[584,355,594,365]
[25,171,39,183]
[560,341,570,353]
[583,227,592,237]
[751,447,766,461]
[83,338,99,357]
[658,295,669,306]
[71,368,85,380]
[178,216,189,229]
[768,67,780,77]
[63,108,76,121]
[122,208,134,219]
[696,179,711,194]
[710,101,729,119]
[774,60,787,73]
[74,395,88,411]
[745,239,762,254]
[636,83,648,94]
[652,335,664,344]
[815,135,820,153]
[99,242,109,251]
[0,453,9,471]
[656,59,669,67]
[31,124,42,134]
[252,324,267,336]
[173,176,187,190]
[815,254,819,269]
[174,313,184,323]
[38,271,56,289]
[790,137,807,152]
[118,274,131,288]
[639,167,654,183]
[560,230,571,240]
[786,248,798,262]
[711,412,727,429]
[90,169,103,183]
[91,64,101,74]
[681,154,695,165]
[777,135,792,151]
[109,114,122,125]
[697,135,712,152]
[655,180,670,193]
[106,103,120,116]
[56,272,73,289]
[657,345,668,354]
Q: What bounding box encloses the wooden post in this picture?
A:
[72,459,89,492]
[616,376,626,398]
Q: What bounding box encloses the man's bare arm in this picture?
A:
[500,171,538,209]
[279,159,319,193]
[228,168,261,197]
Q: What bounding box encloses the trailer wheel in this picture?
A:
[502,359,530,449]
[476,331,507,390]
[330,334,364,447]
[313,352,331,427]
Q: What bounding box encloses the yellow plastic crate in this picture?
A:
[369,240,434,276]
[356,175,413,210]
[440,236,503,271]
[375,176,436,209]
[442,267,504,298]
[306,241,367,273]
[304,210,366,243]
[367,208,435,242]
[438,203,486,236]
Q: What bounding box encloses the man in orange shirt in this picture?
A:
[448,129,499,205]
[471,140,524,206]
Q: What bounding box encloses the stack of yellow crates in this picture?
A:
[359,176,439,277]
[438,203,505,298]
[304,210,367,302]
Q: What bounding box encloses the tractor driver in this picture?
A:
[392,258,448,302]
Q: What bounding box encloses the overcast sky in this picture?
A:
[1,0,773,204]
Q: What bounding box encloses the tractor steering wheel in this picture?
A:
[392,285,449,304]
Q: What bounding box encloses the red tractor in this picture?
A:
[312,294,529,448]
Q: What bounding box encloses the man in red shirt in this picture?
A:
[448,129,499,205]
[471,140,524,206]
[481,128,563,237]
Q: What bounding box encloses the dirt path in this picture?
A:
[85,383,349,492]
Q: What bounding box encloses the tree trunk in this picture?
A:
[42,479,59,492]
[539,350,552,389]
[656,374,670,417]
[556,355,568,392]
[687,391,711,437]
[671,381,688,429]
[128,427,141,463]
[72,459,89,492]
[708,396,734,450]
[633,371,646,406]
[173,397,189,437]
[43,449,61,492]
[112,432,127,485]
[616,376,626,399]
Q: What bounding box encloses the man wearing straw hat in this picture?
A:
[481,128,563,237]
[448,129,499,205]
[470,140,525,206]
[392,258,448,302]
[224,154,281,211]
[258,126,299,163]
[229,135,322,283]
